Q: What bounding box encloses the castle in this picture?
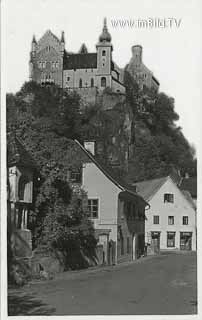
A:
[29,18,159,102]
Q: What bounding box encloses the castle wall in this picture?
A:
[63,68,97,89]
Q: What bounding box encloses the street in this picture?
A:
[8,251,197,315]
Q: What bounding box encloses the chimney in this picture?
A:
[84,141,95,155]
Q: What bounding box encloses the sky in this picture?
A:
[2,0,202,149]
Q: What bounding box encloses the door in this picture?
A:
[180,232,192,250]
[151,232,160,254]
[99,234,109,264]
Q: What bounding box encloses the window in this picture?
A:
[88,199,99,219]
[168,216,174,225]
[101,77,106,87]
[79,78,82,88]
[102,50,106,56]
[167,232,175,247]
[90,78,94,87]
[18,175,29,201]
[67,76,70,81]
[164,193,174,203]
[153,215,159,224]
[70,169,82,183]
[183,216,188,225]
[127,237,130,254]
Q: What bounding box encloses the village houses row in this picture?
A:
[8,136,197,266]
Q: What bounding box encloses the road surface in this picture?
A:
[8,251,197,315]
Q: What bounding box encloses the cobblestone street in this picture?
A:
[8,251,197,315]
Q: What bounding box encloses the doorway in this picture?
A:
[180,232,192,250]
[151,232,160,254]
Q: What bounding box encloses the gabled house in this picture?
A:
[134,176,196,254]
[70,140,149,264]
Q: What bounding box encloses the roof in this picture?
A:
[7,134,36,169]
[74,140,148,207]
[134,177,168,201]
[63,53,97,70]
[179,177,197,198]
[181,190,196,210]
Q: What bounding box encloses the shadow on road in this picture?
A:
[8,291,55,316]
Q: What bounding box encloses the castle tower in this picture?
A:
[131,45,142,66]
[96,18,113,90]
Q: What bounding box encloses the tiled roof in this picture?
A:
[63,53,97,70]
[74,140,148,206]
[134,177,168,201]
[7,134,36,168]
[179,177,197,198]
[181,190,196,210]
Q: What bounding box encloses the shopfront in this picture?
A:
[180,232,192,250]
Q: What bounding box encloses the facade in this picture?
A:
[126,45,160,92]
[29,18,125,100]
[135,176,196,254]
[71,140,148,264]
[7,134,36,258]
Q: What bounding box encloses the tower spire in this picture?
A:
[99,17,112,43]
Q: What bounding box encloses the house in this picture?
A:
[134,176,196,254]
[7,134,36,258]
[70,140,149,264]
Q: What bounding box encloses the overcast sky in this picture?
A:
[2,0,201,149]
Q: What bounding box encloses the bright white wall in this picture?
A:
[145,177,196,250]
[82,162,121,242]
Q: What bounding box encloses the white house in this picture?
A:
[70,140,148,265]
[134,176,197,254]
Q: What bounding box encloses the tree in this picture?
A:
[7,82,97,270]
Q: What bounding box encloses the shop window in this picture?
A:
[183,216,188,225]
[164,193,174,203]
[153,215,159,224]
[88,199,99,219]
[101,77,106,87]
[168,216,174,225]
[167,232,175,247]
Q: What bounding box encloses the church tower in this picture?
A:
[96,18,113,90]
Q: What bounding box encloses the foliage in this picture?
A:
[7,82,97,270]
[123,71,196,181]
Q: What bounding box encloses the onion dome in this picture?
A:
[99,18,111,43]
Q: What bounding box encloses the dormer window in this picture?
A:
[164,193,174,203]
